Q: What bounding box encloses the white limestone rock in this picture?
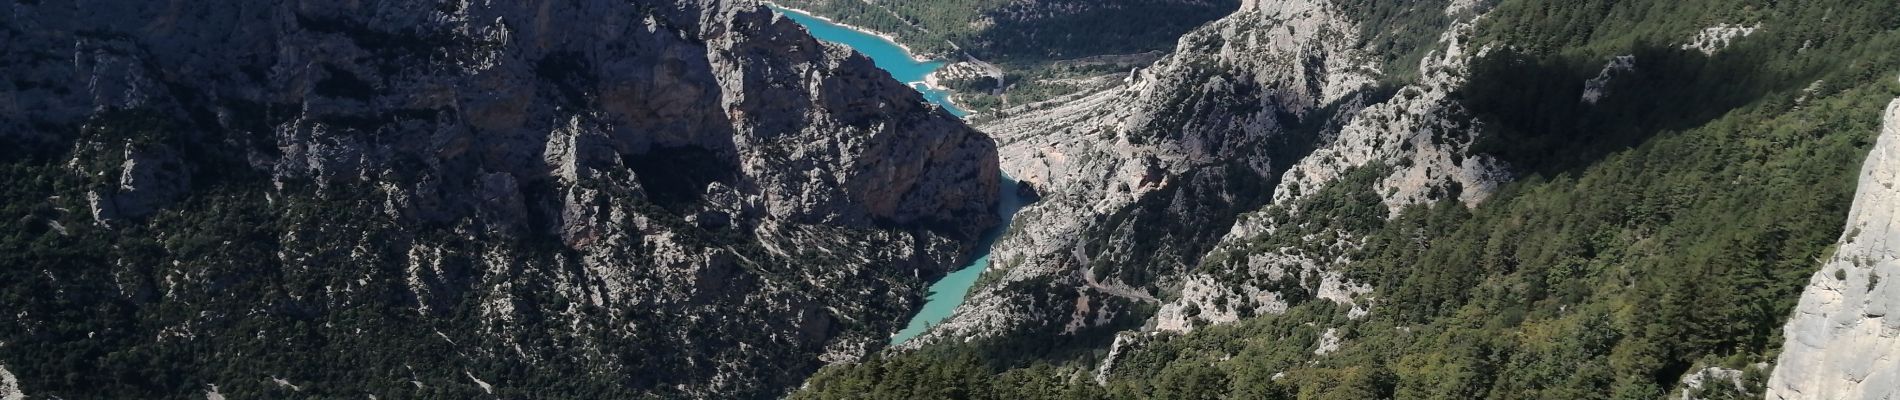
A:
[1765,99,1900,400]
[0,364,22,400]
[1314,327,1342,355]
[1683,24,1760,55]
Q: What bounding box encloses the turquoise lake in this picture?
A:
[767,6,969,117]
[771,5,1014,344]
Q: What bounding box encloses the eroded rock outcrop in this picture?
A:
[1766,98,1900,400]
[1683,23,1761,55]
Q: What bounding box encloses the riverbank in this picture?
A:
[921,69,980,118]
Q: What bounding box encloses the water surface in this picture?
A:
[768,6,969,116]
[889,175,1026,344]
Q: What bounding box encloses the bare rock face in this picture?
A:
[0,364,21,400]
[1766,99,1900,400]
[0,0,995,398]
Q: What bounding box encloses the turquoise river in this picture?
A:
[767,5,969,117]
[769,5,1020,344]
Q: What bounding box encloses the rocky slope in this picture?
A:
[0,0,995,398]
[0,365,18,400]
[1767,98,1900,400]
[905,0,1500,348]
[1148,18,1510,336]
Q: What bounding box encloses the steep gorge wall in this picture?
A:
[0,0,995,398]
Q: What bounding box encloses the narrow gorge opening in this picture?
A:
[769,6,1023,344]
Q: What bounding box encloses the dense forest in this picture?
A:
[796,0,1900,398]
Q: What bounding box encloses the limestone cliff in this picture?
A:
[1767,98,1900,400]
[0,0,995,398]
[0,365,19,400]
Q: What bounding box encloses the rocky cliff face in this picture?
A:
[0,365,19,400]
[905,0,1502,347]
[0,0,995,398]
[1767,98,1900,400]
